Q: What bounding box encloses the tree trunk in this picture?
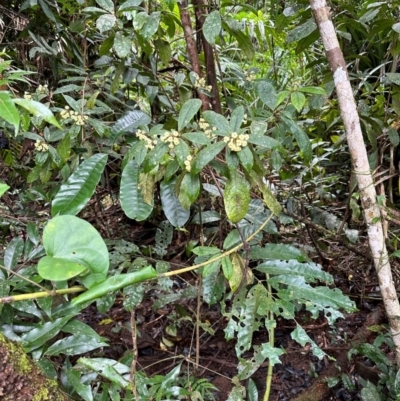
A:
[0,332,72,401]
[309,0,400,366]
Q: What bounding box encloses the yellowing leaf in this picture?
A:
[224,171,250,223]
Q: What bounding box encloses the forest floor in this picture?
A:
[75,192,395,401]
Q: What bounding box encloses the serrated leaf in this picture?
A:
[51,153,107,216]
[38,215,109,288]
[120,160,153,221]
[256,81,277,110]
[224,171,250,223]
[14,99,61,129]
[160,178,190,227]
[0,92,20,134]
[111,110,151,141]
[45,334,108,356]
[203,10,221,45]
[191,141,226,175]
[178,99,202,131]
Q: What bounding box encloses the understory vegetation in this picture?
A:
[2,0,400,400]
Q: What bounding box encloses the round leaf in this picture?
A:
[38,215,109,288]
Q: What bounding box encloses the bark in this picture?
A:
[178,0,210,111]
[309,0,400,366]
[0,332,72,401]
[192,0,222,114]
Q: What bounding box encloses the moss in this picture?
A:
[0,332,31,374]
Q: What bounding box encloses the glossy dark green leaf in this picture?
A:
[237,146,253,172]
[38,215,109,288]
[191,141,226,175]
[51,153,108,216]
[250,244,310,262]
[4,237,24,269]
[110,110,151,141]
[160,178,190,227]
[66,369,94,401]
[202,111,232,134]
[178,173,200,209]
[120,159,153,221]
[45,334,108,356]
[71,266,157,305]
[23,315,73,352]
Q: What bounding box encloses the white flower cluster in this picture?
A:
[37,84,48,94]
[184,154,193,172]
[34,140,49,152]
[194,76,212,91]
[223,132,249,152]
[161,129,180,149]
[137,129,157,150]
[199,118,217,139]
[60,106,89,126]
[24,92,32,100]
[245,71,256,82]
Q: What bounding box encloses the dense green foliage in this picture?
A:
[1,0,400,400]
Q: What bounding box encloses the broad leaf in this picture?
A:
[110,110,151,140]
[282,116,312,162]
[256,82,277,110]
[203,10,221,45]
[202,110,232,134]
[0,92,20,134]
[250,244,310,262]
[14,99,61,129]
[191,141,226,175]
[224,171,250,223]
[178,99,202,131]
[291,91,306,112]
[160,178,190,227]
[178,173,200,209]
[113,31,131,58]
[51,153,108,216]
[0,183,9,197]
[38,215,109,288]
[120,160,153,221]
[45,334,108,356]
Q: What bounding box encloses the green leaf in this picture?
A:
[45,334,108,356]
[291,91,306,112]
[13,99,62,129]
[0,183,9,197]
[256,260,333,283]
[143,142,169,173]
[96,0,114,12]
[120,160,153,221]
[51,153,108,216]
[160,178,190,227]
[66,369,94,401]
[113,31,131,58]
[0,92,20,134]
[248,134,282,150]
[142,12,161,39]
[256,82,277,110]
[111,110,151,141]
[282,116,312,162]
[203,10,221,45]
[230,106,245,132]
[191,141,226,175]
[72,266,157,305]
[4,237,24,269]
[96,14,117,33]
[250,244,310,262]
[360,382,382,401]
[286,18,317,43]
[23,316,73,352]
[202,110,232,134]
[386,73,400,85]
[297,86,326,95]
[291,324,327,359]
[237,146,253,172]
[38,215,109,288]
[178,173,200,209]
[224,171,250,223]
[178,99,202,131]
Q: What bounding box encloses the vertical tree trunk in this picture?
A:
[0,332,72,401]
[309,0,400,366]
[178,0,210,111]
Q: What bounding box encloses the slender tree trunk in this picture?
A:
[309,0,400,366]
[0,332,72,401]
[178,0,210,111]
